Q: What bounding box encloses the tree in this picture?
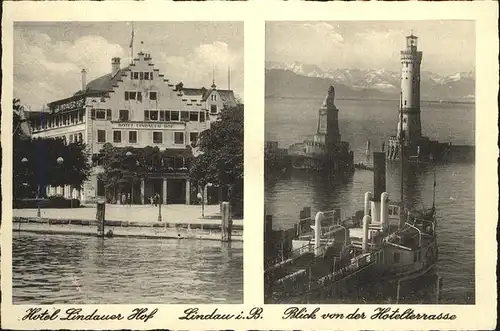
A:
[189,104,244,216]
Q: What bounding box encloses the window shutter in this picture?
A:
[125,91,129,100]
[106,109,112,120]
[91,109,96,119]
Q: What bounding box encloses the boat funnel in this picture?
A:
[371,152,386,226]
[380,192,389,231]
[313,212,325,256]
[364,192,372,217]
[373,152,387,199]
[362,215,371,253]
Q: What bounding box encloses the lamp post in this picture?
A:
[126,151,134,205]
[20,157,29,199]
[197,190,204,217]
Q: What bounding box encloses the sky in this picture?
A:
[266,21,475,75]
[14,22,244,111]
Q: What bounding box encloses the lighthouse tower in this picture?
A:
[398,34,423,146]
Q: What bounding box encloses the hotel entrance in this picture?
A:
[167,178,186,204]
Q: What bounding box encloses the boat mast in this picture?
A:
[399,92,405,207]
[432,169,437,210]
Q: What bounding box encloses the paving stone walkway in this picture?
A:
[13,204,244,227]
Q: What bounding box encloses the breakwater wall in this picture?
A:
[13,217,243,241]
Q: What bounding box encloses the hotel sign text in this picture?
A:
[51,98,85,113]
[115,122,184,130]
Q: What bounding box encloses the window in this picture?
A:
[78,133,83,142]
[200,112,205,122]
[139,72,144,80]
[159,111,165,121]
[144,72,149,80]
[129,131,137,143]
[149,91,157,100]
[210,104,218,114]
[153,131,163,144]
[97,130,106,143]
[149,110,159,121]
[92,153,104,166]
[137,92,142,102]
[190,132,198,145]
[113,131,121,143]
[125,91,136,100]
[181,111,189,122]
[133,72,139,80]
[189,112,199,122]
[171,111,179,121]
[107,109,112,120]
[211,94,217,101]
[164,111,171,121]
[393,252,400,263]
[119,109,129,121]
[144,110,149,121]
[96,109,105,119]
[150,72,153,80]
[174,132,184,145]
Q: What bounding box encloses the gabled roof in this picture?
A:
[73,66,131,96]
[218,90,237,104]
[181,88,207,96]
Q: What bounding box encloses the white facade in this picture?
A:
[29,52,237,204]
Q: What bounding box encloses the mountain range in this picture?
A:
[265,61,475,102]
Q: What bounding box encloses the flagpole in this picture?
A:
[130,22,135,64]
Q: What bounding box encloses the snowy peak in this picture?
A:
[265,61,475,101]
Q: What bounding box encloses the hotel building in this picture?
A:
[28,51,237,204]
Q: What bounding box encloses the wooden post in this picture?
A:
[436,276,443,304]
[96,201,105,237]
[396,280,401,304]
[221,202,231,242]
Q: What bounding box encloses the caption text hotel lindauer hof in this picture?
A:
[22,306,457,322]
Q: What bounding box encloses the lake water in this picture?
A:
[265,97,475,304]
[13,232,243,304]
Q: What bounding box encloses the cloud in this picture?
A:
[159,41,243,94]
[266,21,475,75]
[302,22,344,43]
[266,22,345,68]
[14,29,125,110]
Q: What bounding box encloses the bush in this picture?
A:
[13,197,81,209]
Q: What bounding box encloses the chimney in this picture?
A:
[81,69,87,91]
[111,57,121,77]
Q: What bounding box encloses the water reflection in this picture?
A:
[13,233,243,304]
